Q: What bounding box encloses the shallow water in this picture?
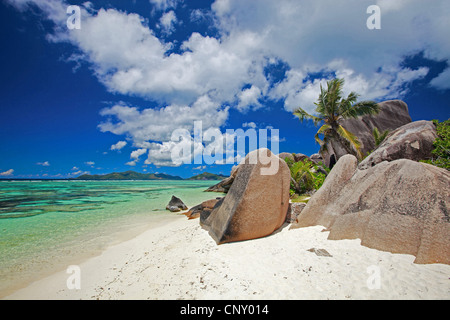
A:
[0,180,222,296]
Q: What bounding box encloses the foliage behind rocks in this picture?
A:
[284,157,330,196]
[421,119,450,170]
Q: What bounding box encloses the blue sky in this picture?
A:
[0,0,449,179]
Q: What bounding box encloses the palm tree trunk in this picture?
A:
[330,129,357,160]
[290,176,301,194]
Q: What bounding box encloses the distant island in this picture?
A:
[187,172,229,181]
[73,170,227,181]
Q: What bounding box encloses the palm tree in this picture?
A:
[289,160,316,194]
[293,78,380,160]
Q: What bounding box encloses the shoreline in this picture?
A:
[4,215,450,300]
[0,212,183,299]
[0,179,221,299]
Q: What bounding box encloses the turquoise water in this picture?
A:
[0,180,222,297]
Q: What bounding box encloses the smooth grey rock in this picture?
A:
[358,120,437,170]
[292,155,450,265]
[165,195,188,212]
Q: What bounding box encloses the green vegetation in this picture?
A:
[420,119,450,170]
[284,158,330,197]
[361,127,390,160]
[372,127,390,147]
[293,78,379,160]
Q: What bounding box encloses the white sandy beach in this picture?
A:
[4,215,450,300]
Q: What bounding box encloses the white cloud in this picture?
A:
[85,161,95,167]
[82,1,94,12]
[130,148,147,160]
[270,61,429,113]
[149,0,181,11]
[6,2,268,109]
[211,0,449,107]
[71,170,90,176]
[269,69,318,114]
[0,169,14,176]
[37,161,50,166]
[237,85,262,112]
[145,140,196,167]
[99,95,229,147]
[8,0,450,106]
[190,8,213,24]
[158,10,177,35]
[140,128,237,167]
[98,96,229,167]
[242,122,257,129]
[59,8,266,107]
[126,147,147,168]
[430,68,450,90]
[211,0,231,16]
[110,140,127,151]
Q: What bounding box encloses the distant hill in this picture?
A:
[75,171,183,180]
[73,170,228,181]
[188,172,228,180]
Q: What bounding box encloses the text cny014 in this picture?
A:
[180,304,269,317]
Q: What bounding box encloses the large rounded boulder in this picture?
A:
[201,148,291,244]
[358,120,437,169]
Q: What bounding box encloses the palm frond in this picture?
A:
[290,160,316,192]
[293,107,322,126]
[373,127,389,147]
[345,101,380,118]
[337,125,363,159]
[338,91,360,117]
[317,82,329,115]
[314,124,331,146]
[327,79,344,116]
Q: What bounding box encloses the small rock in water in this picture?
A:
[166,195,188,212]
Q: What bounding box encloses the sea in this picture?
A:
[0,179,221,297]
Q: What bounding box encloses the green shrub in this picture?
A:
[312,172,327,191]
[420,119,449,171]
[372,127,390,147]
[284,157,329,195]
